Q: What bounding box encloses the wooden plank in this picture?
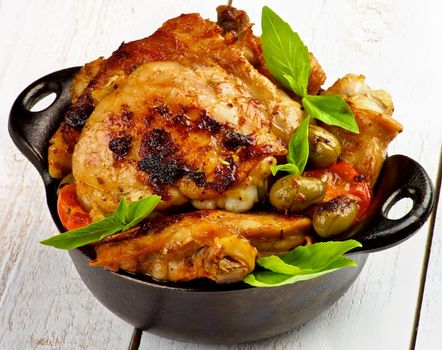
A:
[414,152,442,350]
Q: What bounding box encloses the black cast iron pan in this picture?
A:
[8,67,435,344]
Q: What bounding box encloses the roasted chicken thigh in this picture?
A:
[92,210,312,283]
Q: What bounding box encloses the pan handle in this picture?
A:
[347,154,434,253]
[8,67,81,185]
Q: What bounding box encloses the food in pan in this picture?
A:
[41,6,402,286]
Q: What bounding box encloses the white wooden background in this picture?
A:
[1,1,441,349]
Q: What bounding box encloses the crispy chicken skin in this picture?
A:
[322,74,403,186]
[72,59,289,218]
[48,58,105,178]
[70,58,105,104]
[92,210,312,283]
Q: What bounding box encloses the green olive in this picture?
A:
[269,174,326,212]
[312,195,359,238]
[308,125,342,168]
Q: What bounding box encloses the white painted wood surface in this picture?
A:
[0,1,440,349]
[415,158,441,350]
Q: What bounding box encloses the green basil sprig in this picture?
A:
[262,6,359,175]
[243,240,361,287]
[40,195,161,250]
[271,116,310,175]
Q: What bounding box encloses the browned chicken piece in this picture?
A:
[48,58,105,178]
[308,54,327,95]
[70,58,105,104]
[216,5,327,96]
[72,59,287,219]
[92,210,312,283]
[216,5,266,70]
[322,74,403,186]
[47,128,74,179]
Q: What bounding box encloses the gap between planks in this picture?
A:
[409,148,442,350]
[128,328,142,350]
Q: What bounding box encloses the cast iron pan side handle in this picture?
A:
[8,67,81,186]
[348,154,434,253]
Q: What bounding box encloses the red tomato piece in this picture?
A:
[57,183,91,231]
[304,162,372,221]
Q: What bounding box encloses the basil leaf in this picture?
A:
[302,95,359,133]
[243,256,357,287]
[243,240,361,287]
[270,163,300,176]
[40,216,124,250]
[271,116,310,176]
[40,195,161,250]
[243,271,293,286]
[286,116,310,172]
[113,196,129,223]
[257,255,302,275]
[276,240,361,272]
[261,6,311,97]
[122,195,161,231]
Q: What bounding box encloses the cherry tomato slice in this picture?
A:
[303,162,372,221]
[57,183,91,231]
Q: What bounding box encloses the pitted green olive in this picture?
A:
[269,174,326,212]
[312,195,359,238]
[308,125,342,168]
